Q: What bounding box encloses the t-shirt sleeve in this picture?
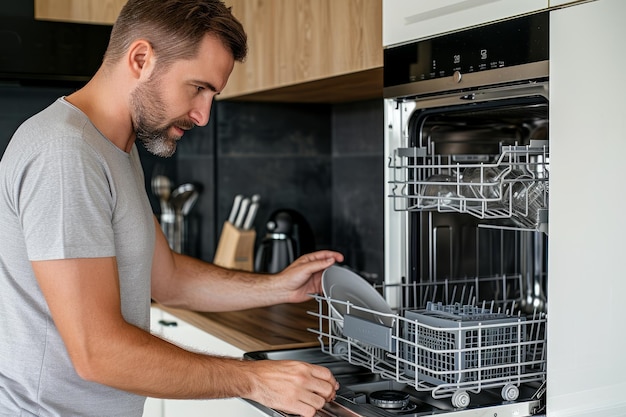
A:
[17,137,116,261]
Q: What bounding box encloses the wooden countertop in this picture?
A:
[156,300,321,353]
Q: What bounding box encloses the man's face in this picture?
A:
[130,71,194,157]
[130,35,235,157]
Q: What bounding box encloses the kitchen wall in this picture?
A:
[331,100,384,282]
[0,85,384,282]
[156,99,385,282]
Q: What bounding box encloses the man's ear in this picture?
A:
[127,39,155,80]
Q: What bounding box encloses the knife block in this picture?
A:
[213,221,256,271]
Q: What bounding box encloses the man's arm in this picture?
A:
[32,255,338,417]
[149,216,343,311]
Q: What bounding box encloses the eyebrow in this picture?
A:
[192,80,219,93]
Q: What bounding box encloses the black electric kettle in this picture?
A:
[254,209,315,273]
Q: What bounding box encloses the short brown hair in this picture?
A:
[104,0,247,69]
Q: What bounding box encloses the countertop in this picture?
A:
[155,300,321,353]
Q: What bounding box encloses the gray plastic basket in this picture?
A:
[402,302,526,386]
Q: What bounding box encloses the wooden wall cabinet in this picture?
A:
[34,0,126,25]
[221,0,383,102]
[34,0,383,103]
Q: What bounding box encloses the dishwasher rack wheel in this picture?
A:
[501,383,520,401]
[451,390,470,408]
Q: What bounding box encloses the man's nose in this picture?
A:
[189,99,212,127]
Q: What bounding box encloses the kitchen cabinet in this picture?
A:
[34,0,126,25]
[548,0,626,415]
[143,309,266,417]
[34,0,382,103]
[143,307,164,417]
[158,310,244,356]
[549,0,589,6]
[220,0,383,103]
[383,0,548,47]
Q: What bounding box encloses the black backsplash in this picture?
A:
[331,100,384,282]
[0,86,385,282]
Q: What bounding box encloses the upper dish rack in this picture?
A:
[388,140,549,231]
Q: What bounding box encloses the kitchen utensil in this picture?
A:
[242,198,259,230]
[181,189,199,216]
[233,197,250,229]
[321,265,394,328]
[170,183,196,214]
[228,194,243,224]
[151,175,172,215]
[164,183,199,253]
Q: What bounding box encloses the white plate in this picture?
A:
[321,265,394,327]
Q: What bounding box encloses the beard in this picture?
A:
[130,76,195,158]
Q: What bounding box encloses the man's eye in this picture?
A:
[195,85,205,93]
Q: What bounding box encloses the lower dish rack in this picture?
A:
[309,277,547,409]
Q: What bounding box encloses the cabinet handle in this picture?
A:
[158,319,178,327]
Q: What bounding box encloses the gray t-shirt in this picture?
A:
[0,98,155,416]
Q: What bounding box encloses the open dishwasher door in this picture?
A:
[244,347,544,417]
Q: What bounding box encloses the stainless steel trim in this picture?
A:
[383,60,549,99]
[267,233,289,240]
[398,81,549,113]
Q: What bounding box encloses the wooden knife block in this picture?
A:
[213,221,256,271]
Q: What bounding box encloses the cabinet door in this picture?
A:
[142,307,164,417]
[549,1,626,415]
[34,0,126,25]
[383,0,548,46]
[163,398,269,417]
[155,312,265,417]
[158,311,244,357]
[142,398,163,417]
[549,0,588,6]
[221,0,382,99]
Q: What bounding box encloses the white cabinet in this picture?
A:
[549,0,588,6]
[158,310,243,357]
[163,398,268,417]
[143,307,164,417]
[142,309,267,417]
[548,0,626,415]
[383,0,548,46]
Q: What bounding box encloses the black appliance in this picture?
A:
[0,16,111,86]
[254,209,315,273]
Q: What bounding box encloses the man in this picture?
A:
[0,1,343,416]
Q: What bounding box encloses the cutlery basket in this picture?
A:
[402,302,527,386]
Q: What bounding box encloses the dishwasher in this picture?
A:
[246,11,549,417]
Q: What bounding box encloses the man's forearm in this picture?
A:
[152,253,281,312]
[81,321,337,417]
[82,320,253,399]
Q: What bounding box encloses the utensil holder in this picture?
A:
[213,221,256,271]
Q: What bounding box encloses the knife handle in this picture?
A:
[234,198,250,228]
[242,201,259,230]
[228,194,243,224]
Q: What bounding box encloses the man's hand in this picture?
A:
[244,359,338,417]
[277,250,344,303]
